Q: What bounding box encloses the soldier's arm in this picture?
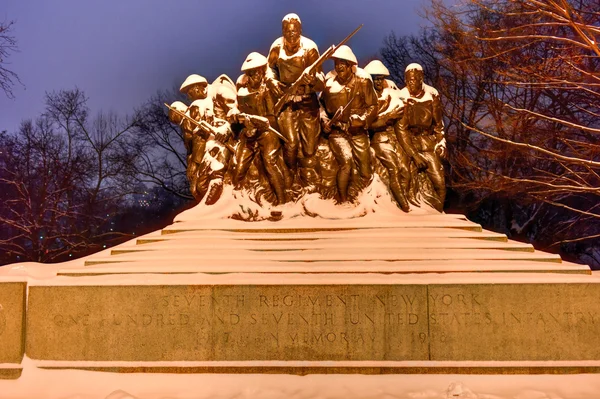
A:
[267,42,281,81]
[395,111,427,169]
[212,119,233,144]
[319,93,333,134]
[370,92,392,130]
[350,77,378,128]
[432,90,444,136]
[264,89,279,129]
[304,46,325,92]
[431,90,446,157]
[267,43,285,97]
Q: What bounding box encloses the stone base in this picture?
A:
[4,213,597,378]
[25,274,600,369]
[0,366,23,380]
[0,281,26,365]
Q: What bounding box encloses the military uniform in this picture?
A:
[396,82,446,210]
[233,63,287,205]
[320,65,378,202]
[363,59,411,211]
[268,35,324,186]
[178,74,233,204]
[370,85,411,211]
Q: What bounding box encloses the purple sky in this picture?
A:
[0,0,426,133]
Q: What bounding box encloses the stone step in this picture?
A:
[112,237,533,255]
[59,259,590,276]
[84,248,562,266]
[137,228,509,244]
[161,217,483,234]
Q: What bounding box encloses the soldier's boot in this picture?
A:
[337,169,351,203]
[390,179,410,212]
[205,178,224,206]
[264,163,288,205]
[300,156,319,193]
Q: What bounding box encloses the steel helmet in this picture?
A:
[282,13,301,26]
[405,63,423,73]
[331,45,357,64]
[179,74,208,93]
[364,60,390,76]
[241,52,268,72]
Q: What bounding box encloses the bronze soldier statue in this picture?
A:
[267,13,325,188]
[364,60,410,212]
[320,45,378,203]
[172,75,231,204]
[229,52,289,205]
[396,63,446,211]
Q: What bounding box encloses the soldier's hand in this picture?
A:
[214,128,231,144]
[322,119,332,134]
[349,114,365,128]
[244,128,258,138]
[389,105,403,119]
[182,119,194,131]
[332,120,349,131]
[269,80,285,98]
[226,108,241,124]
[413,153,428,170]
[435,137,447,158]
[250,117,269,131]
[299,71,313,86]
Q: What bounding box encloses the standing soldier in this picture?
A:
[364,60,410,212]
[267,13,325,188]
[229,52,288,205]
[176,74,232,204]
[396,63,446,211]
[320,45,378,203]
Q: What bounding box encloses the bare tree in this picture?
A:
[0,89,140,264]
[434,0,599,261]
[0,20,21,98]
[381,0,600,266]
[128,89,193,200]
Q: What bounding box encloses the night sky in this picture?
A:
[1,0,426,133]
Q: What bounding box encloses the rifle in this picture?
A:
[273,24,363,114]
[235,113,289,143]
[326,91,358,132]
[164,103,235,152]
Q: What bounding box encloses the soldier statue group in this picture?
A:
[167,13,446,212]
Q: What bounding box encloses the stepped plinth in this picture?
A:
[0,199,598,379]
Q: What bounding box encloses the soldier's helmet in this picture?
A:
[241,52,268,72]
[364,60,390,76]
[282,13,301,26]
[179,74,208,93]
[169,101,187,112]
[405,63,424,73]
[331,45,358,64]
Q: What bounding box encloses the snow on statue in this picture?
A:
[166,15,447,220]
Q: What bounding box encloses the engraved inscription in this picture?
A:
[0,304,5,336]
[30,285,429,361]
[428,284,600,361]
[428,290,600,330]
